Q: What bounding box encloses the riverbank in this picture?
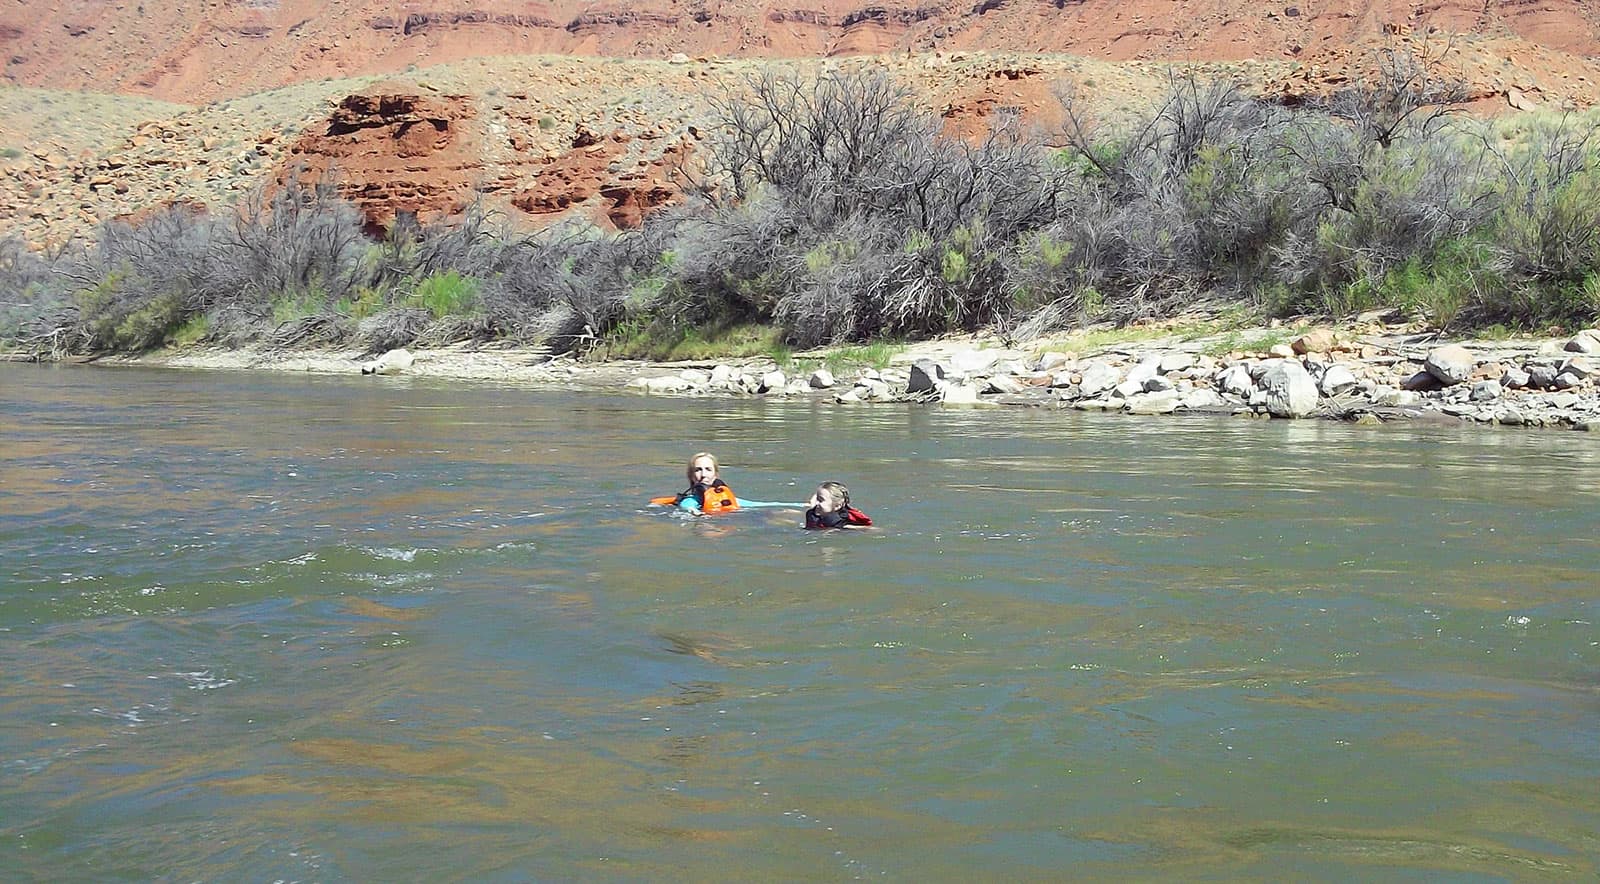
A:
[25,316,1600,432]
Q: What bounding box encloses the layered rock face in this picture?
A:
[4,0,1597,103]
[285,92,484,236]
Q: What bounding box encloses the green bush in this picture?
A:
[111,293,186,350]
[171,313,210,346]
[408,271,480,318]
[272,290,327,325]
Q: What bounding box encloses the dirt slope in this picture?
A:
[2,2,1599,251]
[4,1,1597,104]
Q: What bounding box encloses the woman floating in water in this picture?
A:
[650,452,799,515]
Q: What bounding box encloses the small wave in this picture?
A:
[353,571,436,589]
[180,670,239,691]
[369,547,424,562]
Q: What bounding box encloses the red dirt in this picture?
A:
[2,1,1599,249]
[5,1,1596,105]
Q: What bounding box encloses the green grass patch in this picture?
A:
[1200,328,1298,357]
[1032,318,1228,356]
[407,271,479,319]
[787,341,905,374]
[272,291,326,325]
[334,286,385,321]
[599,320,788,362]
[171,313,209,347]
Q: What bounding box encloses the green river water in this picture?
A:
[1,362,1596,880]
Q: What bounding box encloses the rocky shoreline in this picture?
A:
[27,321,1600,432]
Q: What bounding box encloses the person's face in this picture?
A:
[690,457,719,486]
[808,486,839,512]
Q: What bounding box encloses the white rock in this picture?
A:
[1424,345,1475,385]
[1218,364,1256,397]
[1319,364,1359,396]
[1078,361,1122,397]
[949,349,1002,377]
[1126,355,1162,386]
[1563,329,1600,353]
[679,368,710,387]
[1113,378,1146,399]
[1158,351,1196,373]
[940,382,981,404]
[760,369,786,393]
[1125,390,1182,414]
[1469,380,1501,402]
[1035,351,1071,372]
[1369,387,1420,406]
[1371,387,1418,407]
[709,364,737,386]
[1179,388,1225,410]
[984,375,1028,395]
[858,378,893,400]
[809,368,835,389]
[361,347,415,375]
[1261,360,1319,417]
[634,375,692,394]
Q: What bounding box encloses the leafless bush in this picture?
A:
[414,314,499,348]
[0,235,70,352]
[700,67,1073,339]
[1050,73,1307,309]
[409,202,517,280]
[705,68,934,223]
[1321,38,1469,152]
[769,218,896,346]
[269,312,354,348]
[1274,127,1498,297]
[206,303,271,348]
[357,307,431,352]
[214,172,369,311]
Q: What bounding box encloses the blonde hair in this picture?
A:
[816,481,850,508]
[686,452,720,486]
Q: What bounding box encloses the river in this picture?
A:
[2,362,1597,879]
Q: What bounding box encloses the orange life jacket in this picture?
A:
[652,480,740,513]
[698,481,740,513]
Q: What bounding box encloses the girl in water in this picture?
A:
[804,481,873,529]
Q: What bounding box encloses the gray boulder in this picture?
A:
[1078,361,1122,397]
[1217,364,1256,398]
[1424,345,1475,385]
[1125,390,1182,414]
[1261,360,1320,417]
[1318,364,1359,396]
[907,360,946,395]
[1563,329,1600,353]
